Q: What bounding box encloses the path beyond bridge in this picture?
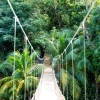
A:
[31,54,65,100]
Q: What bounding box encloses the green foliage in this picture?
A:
[51,4,100,99]
[0,0,100,100]
[89,6,100,35]
[0,48,43,99]
[92,48,100,74]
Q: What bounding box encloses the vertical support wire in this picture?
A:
[65,50,68,100]
[24,37,27,100]
[13,16,17,100]
[58,59,60,88]
[71,41,74,100]
[36,60,37,94]
[34,53,36,90]
[58,59,60,87]
[30,48,33,100]
[62,54,64,95]
[60,56,61,89]
[36,56,37,90]
[57,59,59,79]
[57,59,59,87]
[83,23,87,100]
[33,53,35,100]
[35,56,37,93]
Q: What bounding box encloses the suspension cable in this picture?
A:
[54,0,97,60]
[7,0,44,60]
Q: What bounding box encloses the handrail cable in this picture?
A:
[53,0,97,60]
[7,0,44,60]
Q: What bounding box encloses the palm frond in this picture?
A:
[0,80,18,93]
[66,49,78,61]
[46,38,59,57]
[74,68,87,86]
[68,72,81,100]
[12,69,23,78]
[60,68,67,92]
[77,58,93,71]
[0,77,11,86]
[27,76,39,88]
[0,61,13,76]
[16,80,24,94]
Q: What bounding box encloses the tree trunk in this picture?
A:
[95,74,98,100]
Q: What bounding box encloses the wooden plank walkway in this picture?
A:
[38,68,58,100]
[31,54,65,100]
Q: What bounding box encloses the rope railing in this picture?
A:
[54,0,97,60]
[7,0,44,61]
[7,0,44,100]
[52,0,97,100]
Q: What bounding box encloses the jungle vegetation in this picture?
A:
[0,0,100,100]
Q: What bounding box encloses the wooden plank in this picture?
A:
[32,68,65,100]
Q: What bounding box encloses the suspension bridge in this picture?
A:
[31,54,65,100]
[6,0,97,100]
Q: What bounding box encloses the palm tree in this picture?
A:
[0,49,43,100]
[46,28,85,99]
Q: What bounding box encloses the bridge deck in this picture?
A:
[31,54,65,100]
[38,68,57,100]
